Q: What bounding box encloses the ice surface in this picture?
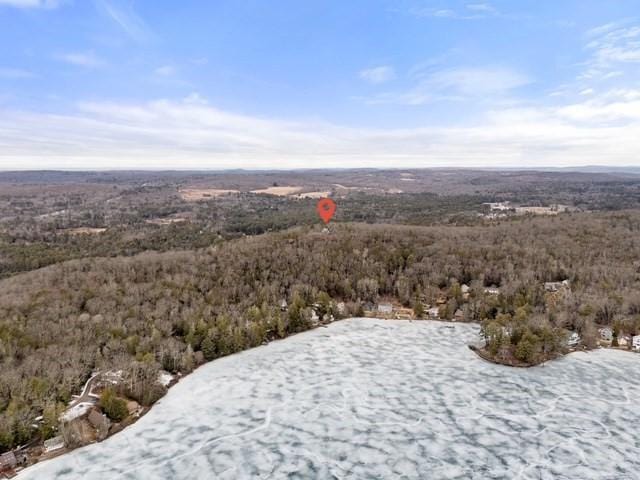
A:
[19,319,640,479]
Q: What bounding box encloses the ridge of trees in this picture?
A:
[1,212,640,451]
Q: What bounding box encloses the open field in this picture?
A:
[178,188,239,201]
[250,186,303,196]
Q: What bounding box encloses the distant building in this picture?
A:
[427,307,440,319]
[280,299,288,311]
[619,335,631,347]
[453,309,464,321]
[336,302,346,315]
[461,284,470,298]
[633,335,640,351]
[484,287,500,295]
[310,309,320,325]
[0,451,17,471]
[544,280,570,293]
[567,332,581,347]
[377,303,393,314]
[599,327,613,342]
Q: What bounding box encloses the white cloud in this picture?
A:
[359,66,395,84]
[362,66,531,105]
[155,65,176,77]
[55,52,106,68]
[581,22,640,80]
[0,0,61,8]
[0,67,34,78]
[94,0,156,43]
[410,3,520,21]
[1,89,639,170]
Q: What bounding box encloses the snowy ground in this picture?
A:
[20,319,640,479]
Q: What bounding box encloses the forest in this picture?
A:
[2,210,640,452]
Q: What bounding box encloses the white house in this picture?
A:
[633,335,640,351]
[427,307,440,319]
[598,327,613,342]
[567,332,581,347]
[377,303,393,314]
[484,287,500,295]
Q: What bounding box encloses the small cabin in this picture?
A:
[633,335,640,351]
[567,332,581,347]
[544,280,570,293]
[0,452,17,472]
[377,303,393,314]
[44,435,65,453]
[598,327,613,342]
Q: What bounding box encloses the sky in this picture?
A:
[0,0,640,170]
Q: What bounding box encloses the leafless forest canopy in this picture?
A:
[1,169,640,452]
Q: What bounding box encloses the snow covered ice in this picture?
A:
[20,319,640,479]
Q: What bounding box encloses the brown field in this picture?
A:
[145,217,188,225]
[179,188,239,201]
[296,191,331,199]
[251,186,302,196]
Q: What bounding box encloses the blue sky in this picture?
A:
[1,0,640,169]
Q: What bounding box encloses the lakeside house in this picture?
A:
[0,452,17,473]
[567,332,581,347]
[461,284,470,299]
[427,307,440,319]
[453,309,464,322]
[619,335,631,347]
[377,303,393,315]
[43,436,65,453]
[484,287,500,295]
[599,327,613,342]
[633,335,640,351]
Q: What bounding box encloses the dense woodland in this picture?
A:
[3,168,640,279]
[2,211,640,451]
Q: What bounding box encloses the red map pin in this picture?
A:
[316,198,336,224]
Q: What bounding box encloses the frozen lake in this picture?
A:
[21,318,640,479]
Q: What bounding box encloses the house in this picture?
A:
[619,335,631,347]
[453,309,464,322]
[43,435,65,453]
[544,280,570,293]
[427,307,440,319]
[280,299,288,311]
[88,409,110,441]
[0,452,17,472]
[484,287,500,295]
[633,335,640,351]
[88,410,109,430]
[377,303,393,314]
[567,332,581,347]
[461,284,470,299]
[599,327,613,342]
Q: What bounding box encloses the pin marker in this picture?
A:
[316,198,336,224]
